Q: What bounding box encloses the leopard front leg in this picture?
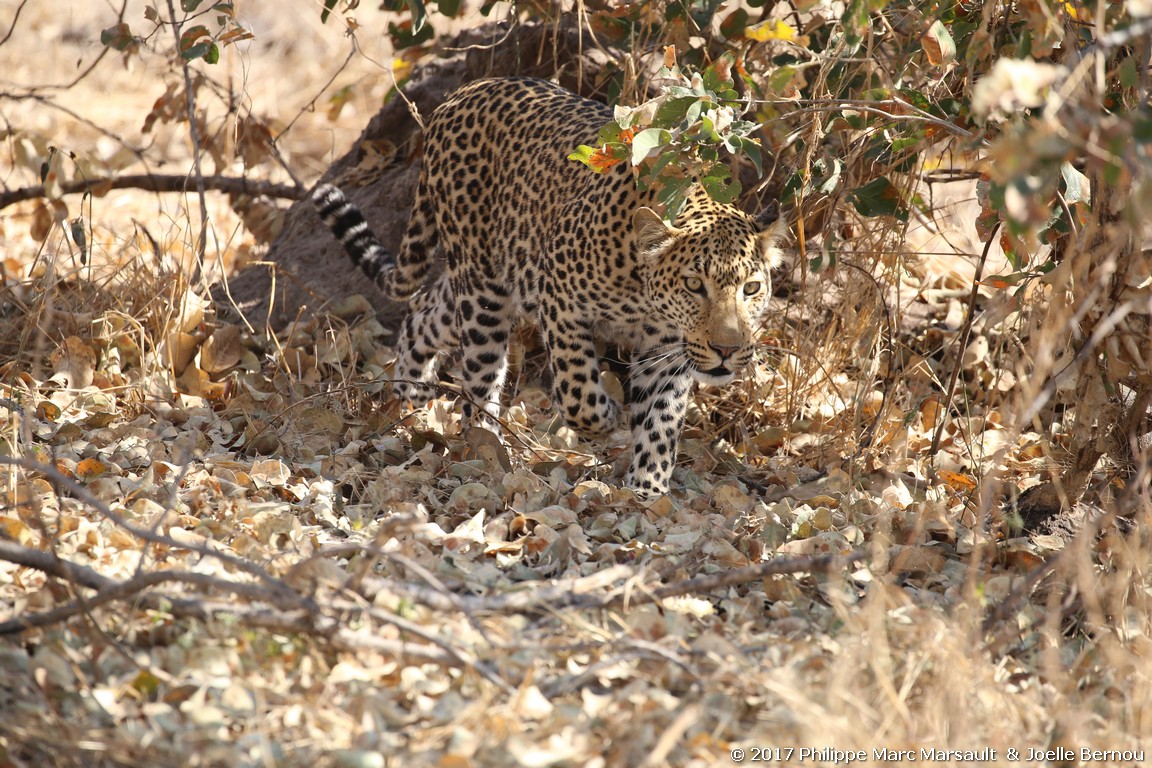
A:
[623,343,693,497]
[539,313,621,438]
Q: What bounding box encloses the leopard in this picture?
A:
[313,77,787,498]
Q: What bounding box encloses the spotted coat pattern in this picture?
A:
[313,77,786,497]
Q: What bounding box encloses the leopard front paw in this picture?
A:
[393,380,439,407]
[565,393,621,438]
[622,476,669,500]
[623,465,670,499]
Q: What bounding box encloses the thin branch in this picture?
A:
[354,561,638,614]
[164,0,209,283]
[333,598,514,692]
[929,221,1000,476]
[0,539,284,633]
[2,92,148,163]
[762,98,976,140]
[0,0,30,48]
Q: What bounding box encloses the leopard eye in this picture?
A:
[743,280,762,296]
[684,275,705,294]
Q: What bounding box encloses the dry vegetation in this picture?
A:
[1,1,1150,767]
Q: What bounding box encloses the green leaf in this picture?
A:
[388,18,435,49]
[848,177,907,220]
[1133,108,1152,143]
[652,97,697,130]
[568,145,597,167]
[437,0,463,16]
[843,0,890,50]
[739,138,764,177]
[631,128,672,166]
[407,0,428,33]
[182,0,205,10]
[101,23,135,51]
[921,19,956,66]
[719,8,749,40]
[1118,58,1139,90]
[203,42,220,64]
[178,25,211,57]
[702,168,742,204]
[657,177,693,219]
[814,157,843,195]
[781,170,805,203]
[647,150,680,180]
[320,0,338,23]
[596,121,625,144]
[702,52,736,94]
[181,41,213,61]
[1060,163,1090,206]
[896,88,932,113]
[769,66,798,95]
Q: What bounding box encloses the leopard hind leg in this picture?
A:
[453,273,517,430]
[391,272,456,406]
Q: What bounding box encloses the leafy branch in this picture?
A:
[570,51,763,218]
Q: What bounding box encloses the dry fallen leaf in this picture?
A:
[75,457,110,481]
[201,323,243,374]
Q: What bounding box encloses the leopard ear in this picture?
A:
[633,207,681,259]
[753,201,780,229]
[756,214,789,271]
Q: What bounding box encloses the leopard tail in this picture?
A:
[311,183,400,299]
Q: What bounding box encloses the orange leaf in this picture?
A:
[588,150,622,173]
[938,469,977,491]
[76,458,110,481]
[36,401,61,422]
[921,20,956,66]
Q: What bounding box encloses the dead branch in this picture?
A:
[0,539,298,634]
[330,598,514,691]
[0,456,306,602]
[623,551,867,608]
[350,556,638,614]
[0,174,304,211]
[350,547,865,614]
[0,539,515,688]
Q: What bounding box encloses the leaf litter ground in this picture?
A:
[1,247,1148,765]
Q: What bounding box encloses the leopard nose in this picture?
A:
[709,342,740,360]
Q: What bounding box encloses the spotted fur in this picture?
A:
[313,77,786,497]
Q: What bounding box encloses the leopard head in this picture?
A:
[634,201,787,385]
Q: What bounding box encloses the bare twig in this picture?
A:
[164,0,210,282]
[766,98,976,139]
[0,0,31,48]
[354,560,638,614]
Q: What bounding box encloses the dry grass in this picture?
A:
[0,2,1150,766]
